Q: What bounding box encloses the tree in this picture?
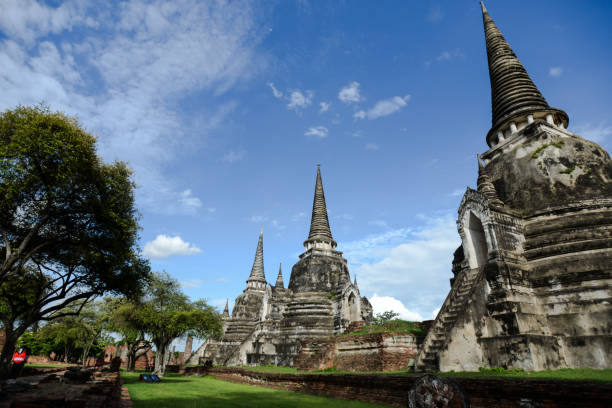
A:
[106,297,151,372]
[0,105,150,378]
[373,311,400,325]
[139,272,222,376]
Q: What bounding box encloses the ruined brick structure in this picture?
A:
[189,165,373,366]
[415,3,612,372]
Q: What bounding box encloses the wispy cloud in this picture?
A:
[319,101,330,113]
[574,123,612,144]
[355,95,411,120]
[365,143,379,151]
[250,215,268,223]
[368,219,389,228]
[436,48,463,62]
[223,150,246,163]
[549,66,563,77]
[288,90,313,111]
[181,279,203,289]
[267,81,283,98]
[305,126,329,138]
[448,188,465,197]
[143,234,202,259]
[0,0,266,215]
[338,81,363,103]
[179,189,202,209]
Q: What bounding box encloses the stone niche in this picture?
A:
[294,332,419,372]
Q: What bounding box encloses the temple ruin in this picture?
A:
[415,3,612,372]
[189,165,373,366]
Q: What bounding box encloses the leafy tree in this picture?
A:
[0,105,150,378]
[373,311,400,325]
[139,272,222,376]
[106,297,151,372]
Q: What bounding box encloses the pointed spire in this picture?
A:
[353,275,358,287]
[306,164,336,245]
[222,299,229,317]
[247,228,266,284]
[477,154,504,206]
[275,263,284,288]
[481,2,567,146]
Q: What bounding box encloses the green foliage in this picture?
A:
[530,140,565,159]
[439,367,612,382]
[0,105,150,377]
[559,167,575,174]
[372,310,400,325]
[122,372,385,408]
[341,319,425,337]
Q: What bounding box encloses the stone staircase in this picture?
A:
[415,266,482,372]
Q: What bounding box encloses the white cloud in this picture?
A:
[288,90,313,111]
[0,0,265,215]
[214,277,228,283]
[355,95,411,120]
[342,214,459,319]
[305,126,329,139]
[267,81,283,98]
[179,189,202,208]
[223,150,246,163]
[369,294,424,321]
[143,234,202,259]
[574,123,612,144]
[549,67,563,77]
[319,101,330,113]
[338,81,363,103]
[365,143,379,151]
[206,207,216,213]
[431,307,441,319]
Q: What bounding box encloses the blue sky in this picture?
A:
[1,0,611,323]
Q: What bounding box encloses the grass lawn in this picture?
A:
[25,363,70,369]
[122,371,388,408]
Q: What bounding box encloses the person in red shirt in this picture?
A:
[11,347,28,378]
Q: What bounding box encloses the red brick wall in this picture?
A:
[184,367,612,408]
[294,332,418,372]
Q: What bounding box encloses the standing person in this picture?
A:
[11,347,28,378]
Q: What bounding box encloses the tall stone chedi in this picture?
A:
[189,165,373,366]
[415,3,612,372]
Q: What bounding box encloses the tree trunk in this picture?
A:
[153,340,170,376]
[0,322,28,380]
[81,338,94,368]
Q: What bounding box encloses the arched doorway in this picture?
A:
[348,292,359,321]
[466,212,488,268]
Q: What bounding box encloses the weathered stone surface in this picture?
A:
[407,375,469,408]
[295,332,420,372]
[416,4,612,373]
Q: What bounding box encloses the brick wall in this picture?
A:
[294,332,418,372]
[185,367,612,408]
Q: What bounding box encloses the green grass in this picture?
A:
[25,363,70,368]
[438,367,612,382]
[221,366,612,382]
[122,371,388,408]
[341,319,425,337]
[235,365,299,374]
